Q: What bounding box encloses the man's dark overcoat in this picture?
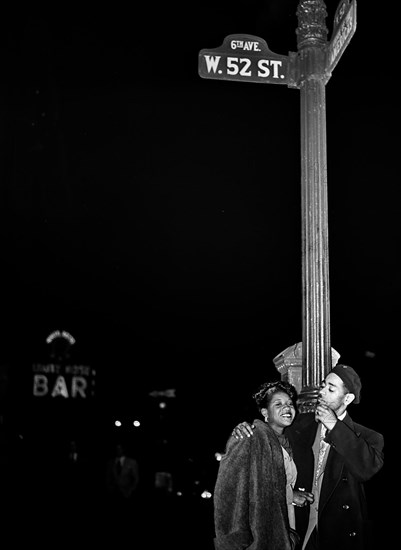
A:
[287,412,384,550]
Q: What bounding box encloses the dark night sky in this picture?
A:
[0,1,398,440]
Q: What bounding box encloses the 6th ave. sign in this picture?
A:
[198,0,357,410]
[327,0,357,75]
[198,34,294,85]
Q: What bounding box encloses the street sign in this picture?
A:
[198,34,290,85]
[327,0,357,74]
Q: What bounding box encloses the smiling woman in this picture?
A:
[213,380,312,550]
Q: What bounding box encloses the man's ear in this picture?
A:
[344,392,355,407]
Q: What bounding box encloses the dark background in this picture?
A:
[0,1,391,546]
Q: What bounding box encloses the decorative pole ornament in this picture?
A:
[198,1,357,412]
[296,0,328,49]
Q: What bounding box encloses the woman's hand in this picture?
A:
[292,489,314,507]
[232,422,255,439]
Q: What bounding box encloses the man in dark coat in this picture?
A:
[288,407,383,549]
[233,365,384,550]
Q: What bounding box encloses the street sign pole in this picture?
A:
[198,0,357,412]
[296,0,331,412]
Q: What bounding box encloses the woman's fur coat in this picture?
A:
[213,418,292,550]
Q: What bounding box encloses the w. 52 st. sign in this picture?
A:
[198,34,291,85]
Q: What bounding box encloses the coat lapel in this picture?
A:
[319,413,354,511]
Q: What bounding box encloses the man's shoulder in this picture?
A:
[344,414,384,440]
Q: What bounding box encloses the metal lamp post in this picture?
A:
[296,0,331,412]
[199,0,357,411]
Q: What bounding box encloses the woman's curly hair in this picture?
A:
[252,380,297,411]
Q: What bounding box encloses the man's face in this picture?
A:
[318,372,348,415]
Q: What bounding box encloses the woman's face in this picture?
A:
[265,391,296,433]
